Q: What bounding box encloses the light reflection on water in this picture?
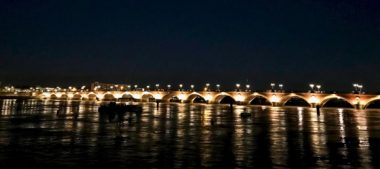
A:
[0,99,380,168]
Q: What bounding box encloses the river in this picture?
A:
[0,99,379,168]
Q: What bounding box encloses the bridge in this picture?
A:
[7,90,376,110]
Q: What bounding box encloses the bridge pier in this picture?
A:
[311,103,316,108]
[355,103,362,110]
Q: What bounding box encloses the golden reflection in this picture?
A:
[338,109,346,143]
[269,107,288,166]
[298,108,303,129]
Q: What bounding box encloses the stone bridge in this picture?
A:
[31,90,380,109]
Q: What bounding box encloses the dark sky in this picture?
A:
[1,0,380,92]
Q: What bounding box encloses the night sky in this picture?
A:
[1,0,379,92]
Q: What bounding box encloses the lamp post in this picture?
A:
[179,84,183,91]
[146,85,150,91]
[309,84,315,93]
[270,83,275,92]
[167,84,171,91]
[316,85,321,93]
[358,84,363,94]
[236,83,240,92]
[190,84,195,91]
[245,84,250,92]
[353,83,360,94]
[205,83,210,91]
[279,84,283,92]
[134,85,138,91]
[216,84,220,92]
[155,84,160,91]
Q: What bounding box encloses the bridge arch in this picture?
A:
[117,93,134,102]
[60,94,68,100]
[50,94,58,100]
[214,93,236,104]
[103,93,116,101]
[169,96,181,102]
[245,94,272,105]
[281,95,311,107]
[320,95,355,108]
[72,93,82,100]
[363,97,380,109]
[141,93,156,102]
[186,93,207,103]
[161,92,187,102]
[87,93,98,100]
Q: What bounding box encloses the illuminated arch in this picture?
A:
[60,94,69,100]
[161,93,177,102]
[121,93,134,99]
[281,95,311,107]
[169,96,181,102]
[245,94,271,105]
[103,93,116,101]
[320,95,355,108]
[214,93,236,104]
[88,93,98,100]
[141,93,156,102]
[72,93,82,100]
[364,97,380,109]
[185,93,206,103]
[162,92,187,102]
[50,94,58,100]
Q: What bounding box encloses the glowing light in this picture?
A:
[309,95,319,104]
[67,93,74,98]
[316,85,321,90]
[178,94,186,100]
[270,94,280,103]
[190,84,194,89]
[205,94,212,101]
[355,96,361,105]
[236,94,245,102]
[114,93,122,99]
[56,92,62,98]
[154,94,162,100]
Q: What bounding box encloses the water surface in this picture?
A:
[0,99,380,168]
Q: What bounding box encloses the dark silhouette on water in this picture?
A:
[316,105,321,116]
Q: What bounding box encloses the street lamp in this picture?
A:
[179,84,183,91]
[167,84,171,91]
[245,84,250,92]
[216,84,220,91]
[309,84,315,92]
[353,83,360,94]
[205,83,210,91]
[278,84,283,92]
[146,85,150,91]
[358,84,363,94]
[190,84,195,91]
[270,83,275,92]
[316,85,321,93]
[155,84,160,91]
[134,85,138,91]
[236,83,240,91]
